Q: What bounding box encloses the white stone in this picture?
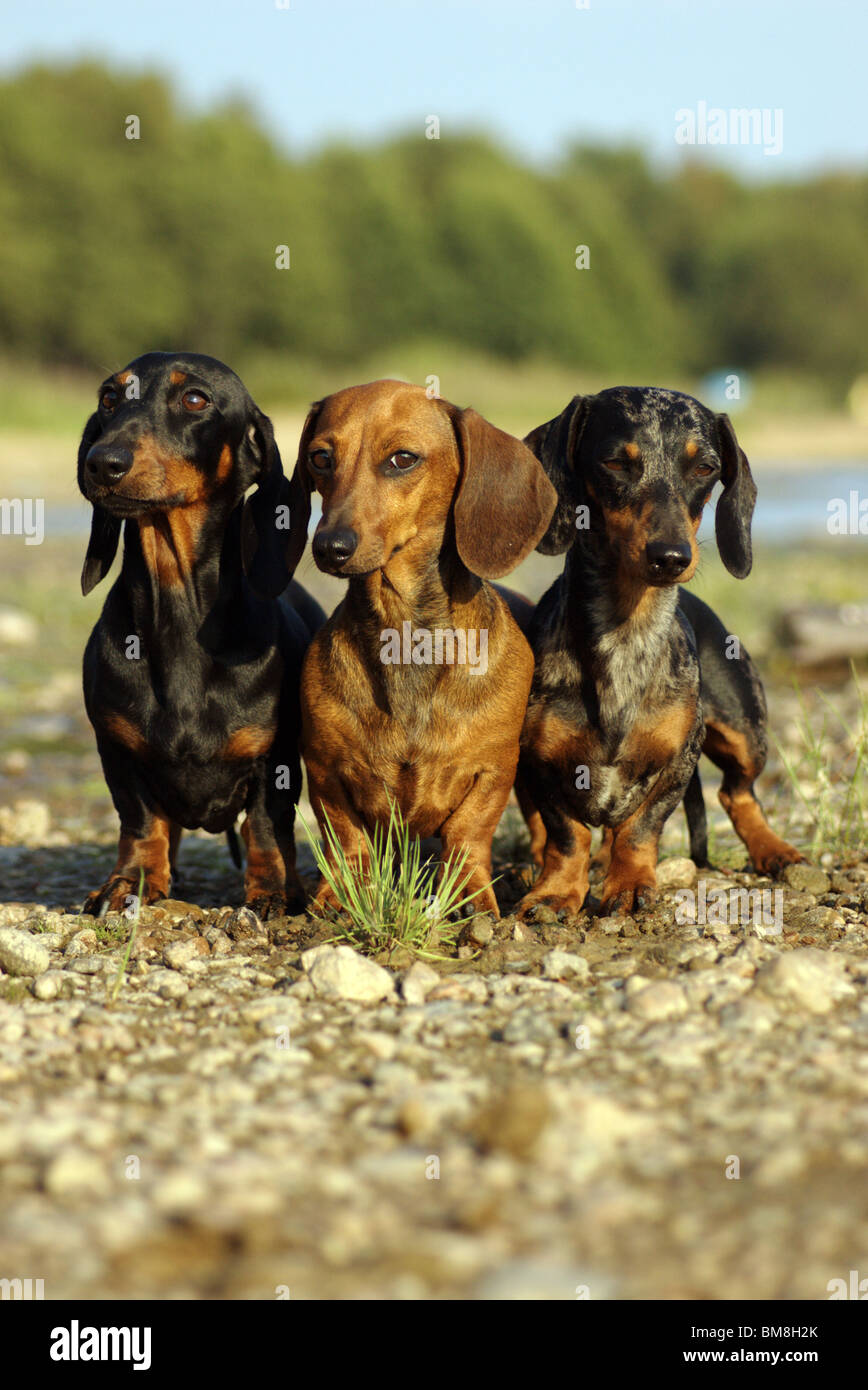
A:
[304,944,395,1003]
[656,856,698,890]
[65,929,98,957]
[627,980,689,1022]
[755,948,856,1015]
[400,960,440,1004]
[542,950,590,982]
[347,1029,394,1060]
[32,970,64,1000]
[0,927,50,977]
[44,1149,105,1196]
[153,1170,208,1213]
[146,968,189,1000]
[162,938,204,970]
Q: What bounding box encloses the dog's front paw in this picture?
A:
[515,889,586,923]
[83,874,165,918]
[751,840,805,876]
[309,880,344,917]
[597,880,657,916]
[244,889,287,921]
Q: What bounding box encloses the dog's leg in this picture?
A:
[240,810,286,921]
[167,821,184,891]
[683,764,710,867]
[589,826,614,880]
[439,767,515,919]
[704,720,803,874]
[515,807,592,921]
[514,772,546,868]
[304,764,371,914]
[84,810,172,917]
[241,755,305,920]
[598,744,701,914]
[261,738,306,915]
[598,817,661,915]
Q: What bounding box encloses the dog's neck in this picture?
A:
[341,519,482,621]
[559,536,679,723]
[340,540,490,687]
[119,499,248,642]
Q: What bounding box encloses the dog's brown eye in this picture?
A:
[602,459,626,472]
[308,450,332,473]
[692,463,715,478]
[387,451,418,471]
[100,388,118,412]
[181,390,209,412]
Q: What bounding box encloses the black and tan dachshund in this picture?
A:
[516,386,802,919]
[77,351,323,918]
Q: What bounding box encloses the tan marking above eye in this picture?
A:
[624,442,640,460]
[685,439,699,459]
[170,370,188,386]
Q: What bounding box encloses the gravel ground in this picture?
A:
[0,839,866,1301]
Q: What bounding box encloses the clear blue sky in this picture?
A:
[3,0,865,175]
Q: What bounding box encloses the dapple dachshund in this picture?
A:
[516,386,802,919]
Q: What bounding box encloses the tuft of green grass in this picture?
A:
[300,796,492,960]
[773,664,868,858]
[94,920,128,946]
[106,869,144,1004]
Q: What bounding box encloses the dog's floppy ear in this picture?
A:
[240,405,296,598]
[524,395,591,555]
[448,406,558,580]
[715,413,756,579]
[78,412,122,596]
[282,402,319,577]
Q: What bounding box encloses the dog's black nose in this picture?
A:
[646,540,692,579]
[86,444,134,489]
[313,526,358,569]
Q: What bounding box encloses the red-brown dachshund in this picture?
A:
[287,380,557,918]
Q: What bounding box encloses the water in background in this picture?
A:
[699,464,868,543]
[51,463,868,543]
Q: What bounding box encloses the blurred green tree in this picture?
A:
[0,61,865,396]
